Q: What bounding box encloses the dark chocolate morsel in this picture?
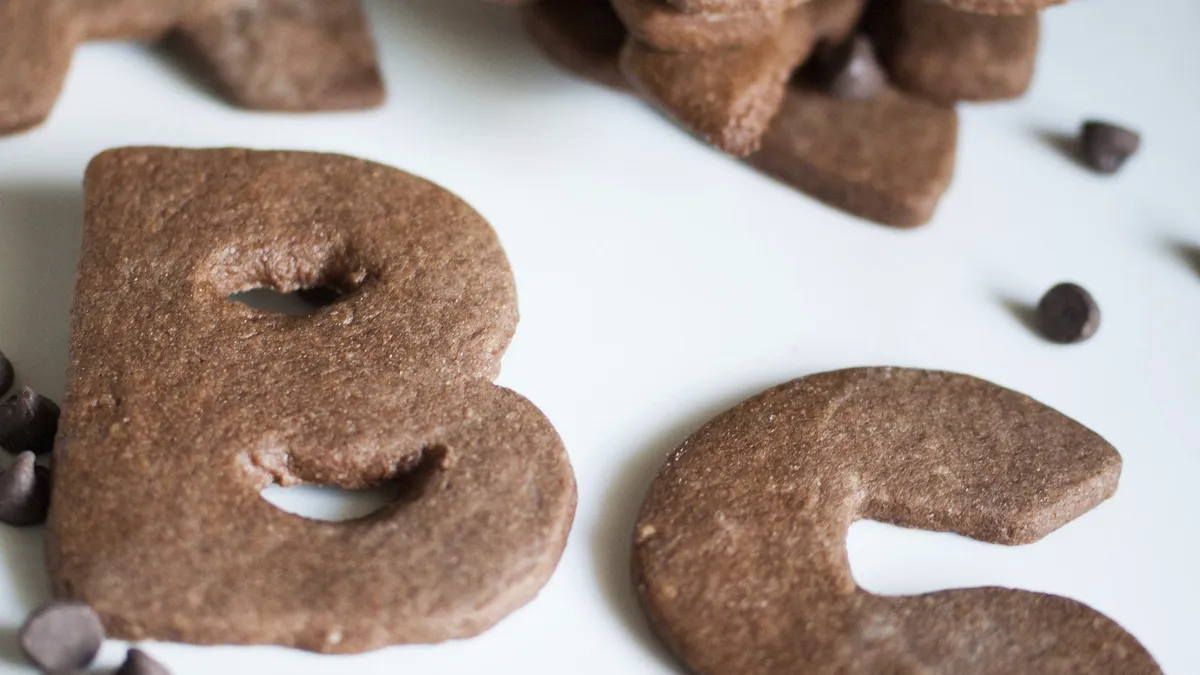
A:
[19,602,105,671]
[1080,120,1141,174]
[0,452,51,526]
[116,648,172,675]
[0,386,61,455]
[1037,282,1100,343]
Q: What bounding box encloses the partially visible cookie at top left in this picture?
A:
[0,0,384,135]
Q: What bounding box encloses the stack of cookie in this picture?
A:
[521,0,1050,227]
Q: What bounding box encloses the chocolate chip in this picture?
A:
[19,602,105,671]
[819,35,888,101]
[1080,120,1141,174]
[0,386,61,455]
[117,648,172,675]
[0,451,51,526]
[1037,283,1100,343]
[0,350,12,397]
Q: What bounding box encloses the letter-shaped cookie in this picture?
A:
[0,0,383,135]
[747,83,958,227]
[621,8,816,156]
[871,0,1040,103]
[47,148,577,652]
[634,368,1161,674]
[809,0,867,45]
[611,0,794,53]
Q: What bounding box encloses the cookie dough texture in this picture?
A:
[634,367,1161,675]
[0,0,383,134]
[48,147,577,653]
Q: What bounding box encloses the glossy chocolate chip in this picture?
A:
[117,648,172,675]
[1080,120,1141,174]
[1037,283,1100,343]
[20,602,105,671]
[0,451,51,526]
[0,386,61,455]
[820,35,888,100]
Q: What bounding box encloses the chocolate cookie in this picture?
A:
[747,83,957,226]
[611,0,792,52]
[634,367,1161,675]
[622,8,815,156]
[48,148,577,652]
[0,1,383,135]
[873,0,1040,103]
[521,0,630,91]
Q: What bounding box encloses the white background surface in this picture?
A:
[1,0,1198,672]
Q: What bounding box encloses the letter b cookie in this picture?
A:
[47,147,577,652]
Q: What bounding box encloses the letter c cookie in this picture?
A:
[634,368,1161,674]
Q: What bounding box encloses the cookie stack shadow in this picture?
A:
[518,0,1048,227]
